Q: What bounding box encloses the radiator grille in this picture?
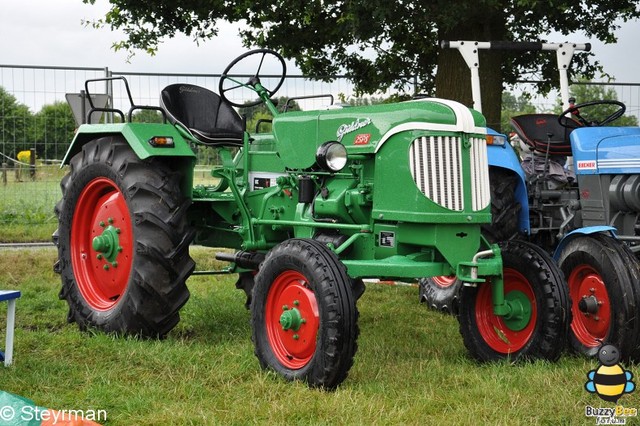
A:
[409,136,490,212]
[469,137,491,211]
[409,136,463,211]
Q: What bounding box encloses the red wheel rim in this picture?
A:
[475,269,537,354]
[432,275,457,289]
[70,177,133,311]
[265,270,320,369]
[567,264,611,347]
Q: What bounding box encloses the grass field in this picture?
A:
[0,163,220,243]
[0,164,62,243]
[0,247,637,425]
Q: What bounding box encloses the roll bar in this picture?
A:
[440,41,591,113]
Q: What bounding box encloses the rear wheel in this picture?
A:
[54,137,195,337]
[557,234,640,361]
[458,240,570,361]
[419,276,461,314]
[482,167,521,243]
[251,239,359,389]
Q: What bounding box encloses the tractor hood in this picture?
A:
[571,126,640,175]
[271,98,486,170]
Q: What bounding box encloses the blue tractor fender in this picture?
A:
[486,128,530,235]
[552,226,618,261]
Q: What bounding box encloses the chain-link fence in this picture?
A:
[1,63,639,240]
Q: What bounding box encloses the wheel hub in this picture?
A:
[502,290,532,332]
[280,306,304,332]
[578,295,600,315]
[92,219,123,267]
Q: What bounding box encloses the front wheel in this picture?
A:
[251,239,359,389]
[54,137,195,337]
[557,234,640,361]
[458,240,570,362]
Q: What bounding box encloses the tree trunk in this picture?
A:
[435,19,506,132]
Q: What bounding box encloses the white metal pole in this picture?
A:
[4,299,16,366]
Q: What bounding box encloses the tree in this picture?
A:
[32,101,77,160]
[553,81,639,127]
[0,86,33,160]
[85,0,640,130]
[239,96,301,133]
[131,108,164,123]
[500,92,537,133]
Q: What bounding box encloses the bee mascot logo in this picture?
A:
[585,344,635,403]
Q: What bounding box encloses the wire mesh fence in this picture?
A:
[0,62,639,238]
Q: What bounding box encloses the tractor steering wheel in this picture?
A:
[219,49,287,108]
[558,100,626,128]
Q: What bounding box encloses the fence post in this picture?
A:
[29,148,36,181]
[1,163,6,186]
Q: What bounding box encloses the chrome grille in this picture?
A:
[409,136,463,211]
[409,136,490,212]
[470,137,491,211]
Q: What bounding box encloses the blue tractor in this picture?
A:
[420,41,640,361]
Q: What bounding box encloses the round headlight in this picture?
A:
[316,141,347,172]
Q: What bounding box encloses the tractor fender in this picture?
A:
[486,131,530,235]
[552,226,618,261]
[62,123,196,166]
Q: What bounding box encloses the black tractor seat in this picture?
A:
[160,84,244,146]
[510,114,576,156]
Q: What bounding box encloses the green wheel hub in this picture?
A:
[92,218,123,267]
[280,306,304,332]
[502,290,532,332]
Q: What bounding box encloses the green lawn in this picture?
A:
[0,163,220,243]
[0,164,62,243]
[0,247,637,425]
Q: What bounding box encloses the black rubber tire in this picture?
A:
[482,167,521,243]
[458,240,570,362]
[418,276,461,315]
[557,234,640,361]
[251,238,359,389]
[54,136,195,337]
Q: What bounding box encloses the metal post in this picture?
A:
[80,89,87,124]
[4,299,16,366]
[105,67,113,123]
[29,148,36,180]
[1,162,6,186]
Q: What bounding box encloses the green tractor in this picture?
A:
[54,50,570,388]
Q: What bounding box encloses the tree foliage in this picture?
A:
[131,108,164,123]
[0,87,32,157]
[500,92,537,133]
[555,81,639,126]
[85,1,640,129]
[33,101,77,160]
[0,88,77,161]
[240,96,300,133]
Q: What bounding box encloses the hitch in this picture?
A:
[457,245,525,320]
